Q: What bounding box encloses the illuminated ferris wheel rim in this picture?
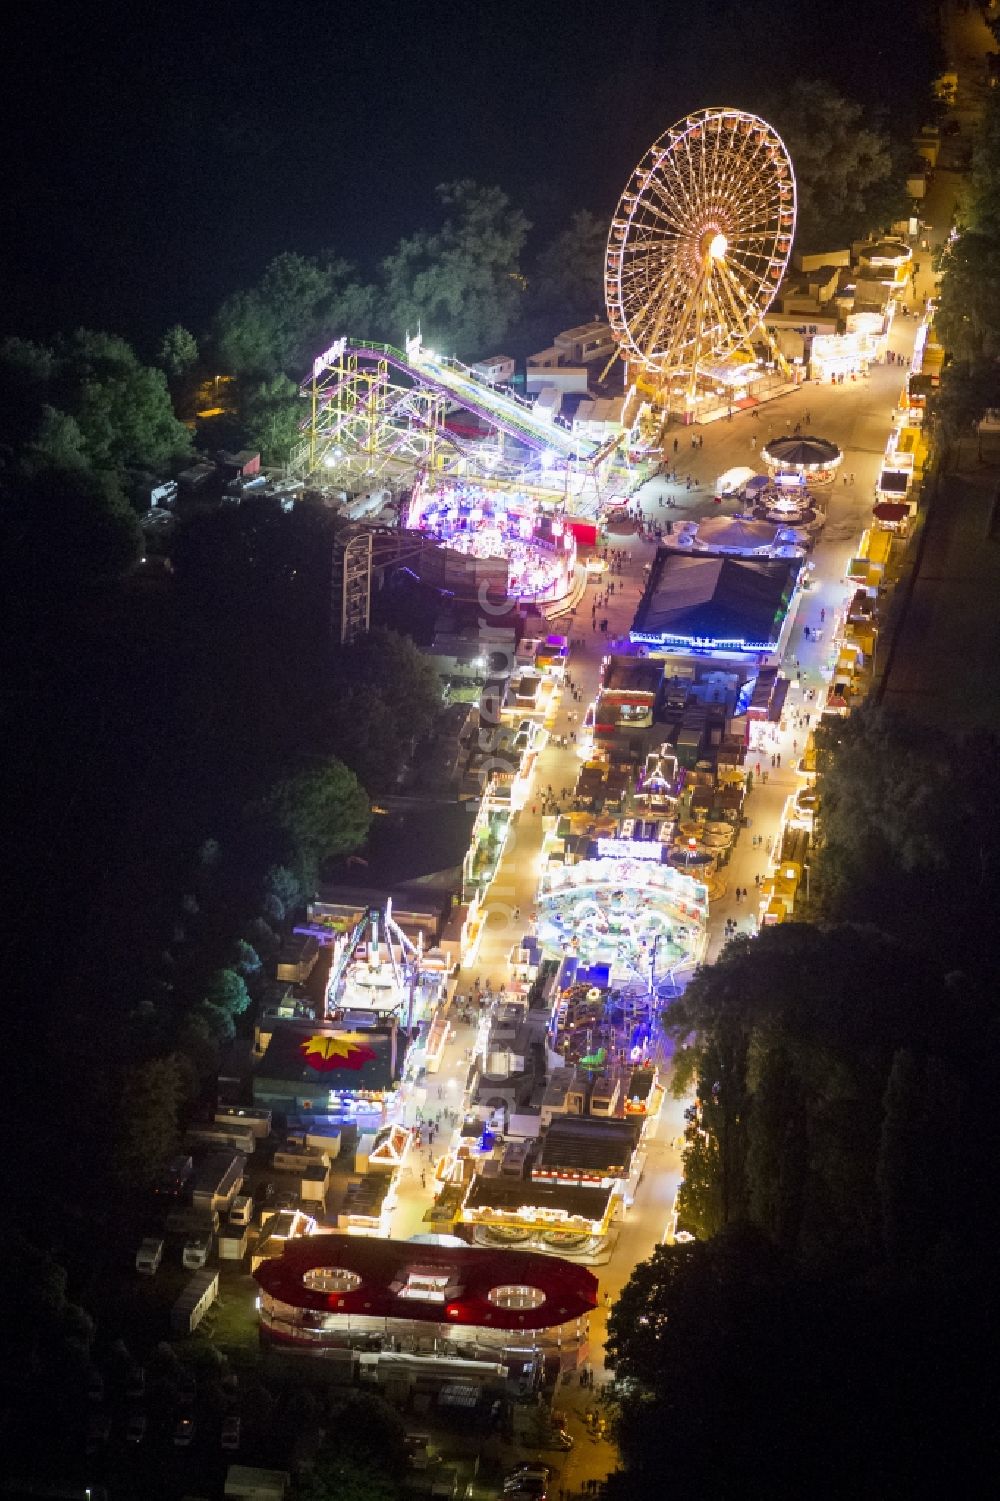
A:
[605,106,797,381]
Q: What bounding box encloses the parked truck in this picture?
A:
[186,1125,257,1155]
[170,1269,219,1335]
[215,1106,272,1140]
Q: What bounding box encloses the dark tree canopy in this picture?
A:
[0,462,141,598]
[812,706,1000,976]
[768,80,900,251]
[935,86,1000,433]
[606,1227,1000,1497]
[158,323,199,380]
[665,922,959,1264]
[329,626,443,791]
[529,209,607,327]
[0,329,191,475]
[259,757,371,888]
[211,250,378,379]
[381,180,530,357]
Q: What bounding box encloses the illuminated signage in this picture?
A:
[596,837,663,861]
[312,337,346,378]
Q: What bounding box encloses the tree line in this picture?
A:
[934,79,1000,439]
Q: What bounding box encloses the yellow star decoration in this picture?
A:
[299,1031,377,1072]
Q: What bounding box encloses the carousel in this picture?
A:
[739,471,823,530]
[407,480,576,602]
[760,435,842,486]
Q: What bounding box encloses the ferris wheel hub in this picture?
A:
[707,231,728,261]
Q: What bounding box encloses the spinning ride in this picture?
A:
[407,481,577,602]
[606,108,796,418]
[760,434,842,484]
[536,857,708,987]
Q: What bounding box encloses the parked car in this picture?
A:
[221,1414,241,1450]
[125,1411,147,1445]
[504,1465,550,1499]
[173,1415,196,1448]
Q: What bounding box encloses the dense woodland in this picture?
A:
[935,77,1000,437]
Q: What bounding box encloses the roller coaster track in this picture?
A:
[316,339,601,463]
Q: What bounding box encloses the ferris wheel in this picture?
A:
[606,108,796,397]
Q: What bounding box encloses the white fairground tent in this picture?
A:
[716,465,757,494]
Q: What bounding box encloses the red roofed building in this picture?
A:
[254,1233,598,1391]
